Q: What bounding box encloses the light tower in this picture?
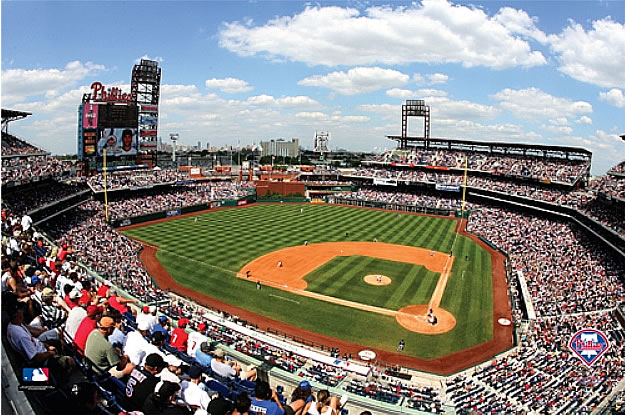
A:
[313,131,330,160]
[170,133,179,164]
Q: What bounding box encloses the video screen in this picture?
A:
[97,128,138,157]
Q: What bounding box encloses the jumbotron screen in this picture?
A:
[97,103,138,128]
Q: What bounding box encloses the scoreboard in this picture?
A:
[98,104,138,128]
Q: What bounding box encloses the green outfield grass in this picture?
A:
[122,204,493,361]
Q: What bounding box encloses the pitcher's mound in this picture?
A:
[364,275,391,286]
[396,305,456,335]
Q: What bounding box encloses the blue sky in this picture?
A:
[2,0,624,175]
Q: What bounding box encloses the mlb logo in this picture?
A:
[22,367,49,383]
[568,329,610,367]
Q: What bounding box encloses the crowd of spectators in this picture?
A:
[334,188,476,211]
[348,166,625,236]
[87,169,190,191]
[468,207,624,317]
[106,183,251,220]
[373,149,589,184]
[1,132,45,155]
[608,161,625,175]
[1,155,76,186]
[448,311,624,414]
[2,179,89,215]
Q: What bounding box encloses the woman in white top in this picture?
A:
[305,390,341,415]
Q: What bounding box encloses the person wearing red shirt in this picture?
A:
[57,244,70,263]
[169,318,189,352]
[78,280,94,306]
[74,305,103,352]
[108,289,137,321]
[96,280,111,299]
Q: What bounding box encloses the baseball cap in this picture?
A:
[197,323,207,332]
[158,315,168,323]
[178,318,188,328]
[30,275,41,286]
[41,287,55,300]
[99,316,115,329]
[156,381,180,399]
[142,306,150,313]
[208,395,233,415]
[188,366,203,379]
[137,319,151,331]
[87,305,104,317]
[151,331,165,344]
[69,289,81,300]
[199,341,212,353]
[299,381,312,390]
[164,354,182,367]
[213,349,225,358]
[145,353,166,368]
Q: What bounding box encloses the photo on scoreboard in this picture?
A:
[97,127,138,157]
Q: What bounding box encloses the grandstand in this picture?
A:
[2,109,625,414]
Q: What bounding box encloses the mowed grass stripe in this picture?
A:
[303,256,439,310]
[123,204,494,359]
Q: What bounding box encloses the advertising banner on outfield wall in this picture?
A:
[373,178,398,187]
[435,184,461,192]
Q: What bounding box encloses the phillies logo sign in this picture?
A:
[83,82,132,103]
[568,328,610,367]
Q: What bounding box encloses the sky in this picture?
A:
[1,0,624,175]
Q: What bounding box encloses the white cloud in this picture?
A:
[382,90,498,120]
[548,18,625,88]
[205,77,253,93]
[298,67,410,95]
[295,111,369,123]
[245,94,323,109]
[416,89,448,97]
[550,117,569,126]
[427,73,449,85]
[541,124,573,135]
[492,87,592,120]
[386,88,413,99]
[576,115,592,124]
[493,7,549,44]
[219,1,546,69]
[599,88,625,108]
[1,61,106,104]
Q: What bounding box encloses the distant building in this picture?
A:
[260,138,300,158]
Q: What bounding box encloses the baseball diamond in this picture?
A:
[121,203,513,372]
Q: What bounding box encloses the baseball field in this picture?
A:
[121,204,498,362]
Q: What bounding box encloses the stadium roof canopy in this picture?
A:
[2,109,32,129]
[387,135,592,160]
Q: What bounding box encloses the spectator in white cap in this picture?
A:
[124,317,151,365]
[159,354,183,384]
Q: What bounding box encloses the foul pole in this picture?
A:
[461,156,468,217]
[103,149,109,222]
